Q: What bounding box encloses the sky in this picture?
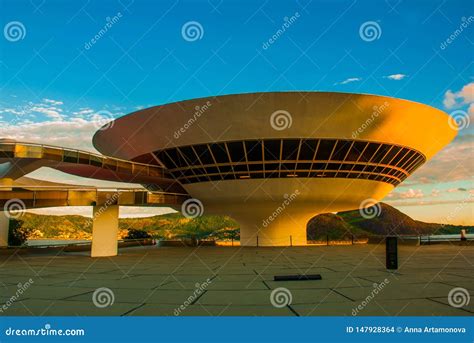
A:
[0,0,473,223]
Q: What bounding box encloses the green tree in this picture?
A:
[8,219,32,246]
[125,229,152,240]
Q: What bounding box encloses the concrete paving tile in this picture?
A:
[128,304,295,316]
[214,274,263,282]
[437,280,474,292]
[0,277,75,286]
[65,289,200,305]
[334,282,457,301]
[198,288,348,305]
[207,281,268,290]
[0,299,139,316]
[265,277,375,289]
[293,299,470,316]
[428,297,474,314]
[1,284,93,300]
[55,279,161,290]
[1,244,472,316]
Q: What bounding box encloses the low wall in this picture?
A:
[0,239,155,255]
[158,240,216,247]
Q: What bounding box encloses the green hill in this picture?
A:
[11,202,472,243]
[307,202,473,240]
[17,212,239,241]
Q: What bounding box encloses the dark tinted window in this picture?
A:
[210,143,229,163]
[397,150,415,168]
[299,139,317,160]
[193,144,214,165]
[281,139,300,160]
[227,141,246,163]
[380,146,401,164]
[156,151,176,168]
[63,150,78,163]
[332,141,352,161]
[179,146,200,166]
[315,140,335,160]
[372,144,392,163]
[153,139,421,187]
[171,149,187,168]
[245,140,263,161]
[359,143,379,162]
[346,141,367,161]
[263,140,280,160]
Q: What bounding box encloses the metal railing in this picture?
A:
[0,140,173,179]
[0,185,189,207]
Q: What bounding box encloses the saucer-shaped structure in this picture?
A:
[93,92,457,246]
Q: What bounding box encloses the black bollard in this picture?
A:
[386,236,398,270]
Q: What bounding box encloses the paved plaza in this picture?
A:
[0,244,472,316]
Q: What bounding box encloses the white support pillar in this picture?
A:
[91,205,119,257]
[222,202,316,247]
[0,211,9,247]
[0,178,13,248]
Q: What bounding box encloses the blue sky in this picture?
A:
[0,0,473,223]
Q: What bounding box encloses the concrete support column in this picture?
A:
[91,205,119,257]
[0,211,9,247]
[223,203,317,247]
[238,213,313,247]
[0,179,13,248]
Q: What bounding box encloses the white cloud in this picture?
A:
[404,134,473,185]
[385,73,407,80]
[0,108,23,115]
[0,118,99,151]
[443,90,457,108]
[443,82,474,109]
[27,206,176,218]
[73,108,95,116]
[31,106,64,121]
[43,98,63,106]
[388,188,424,200]
[335,77,362,85]
[431,189,440,197]
[401,189,424,199]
